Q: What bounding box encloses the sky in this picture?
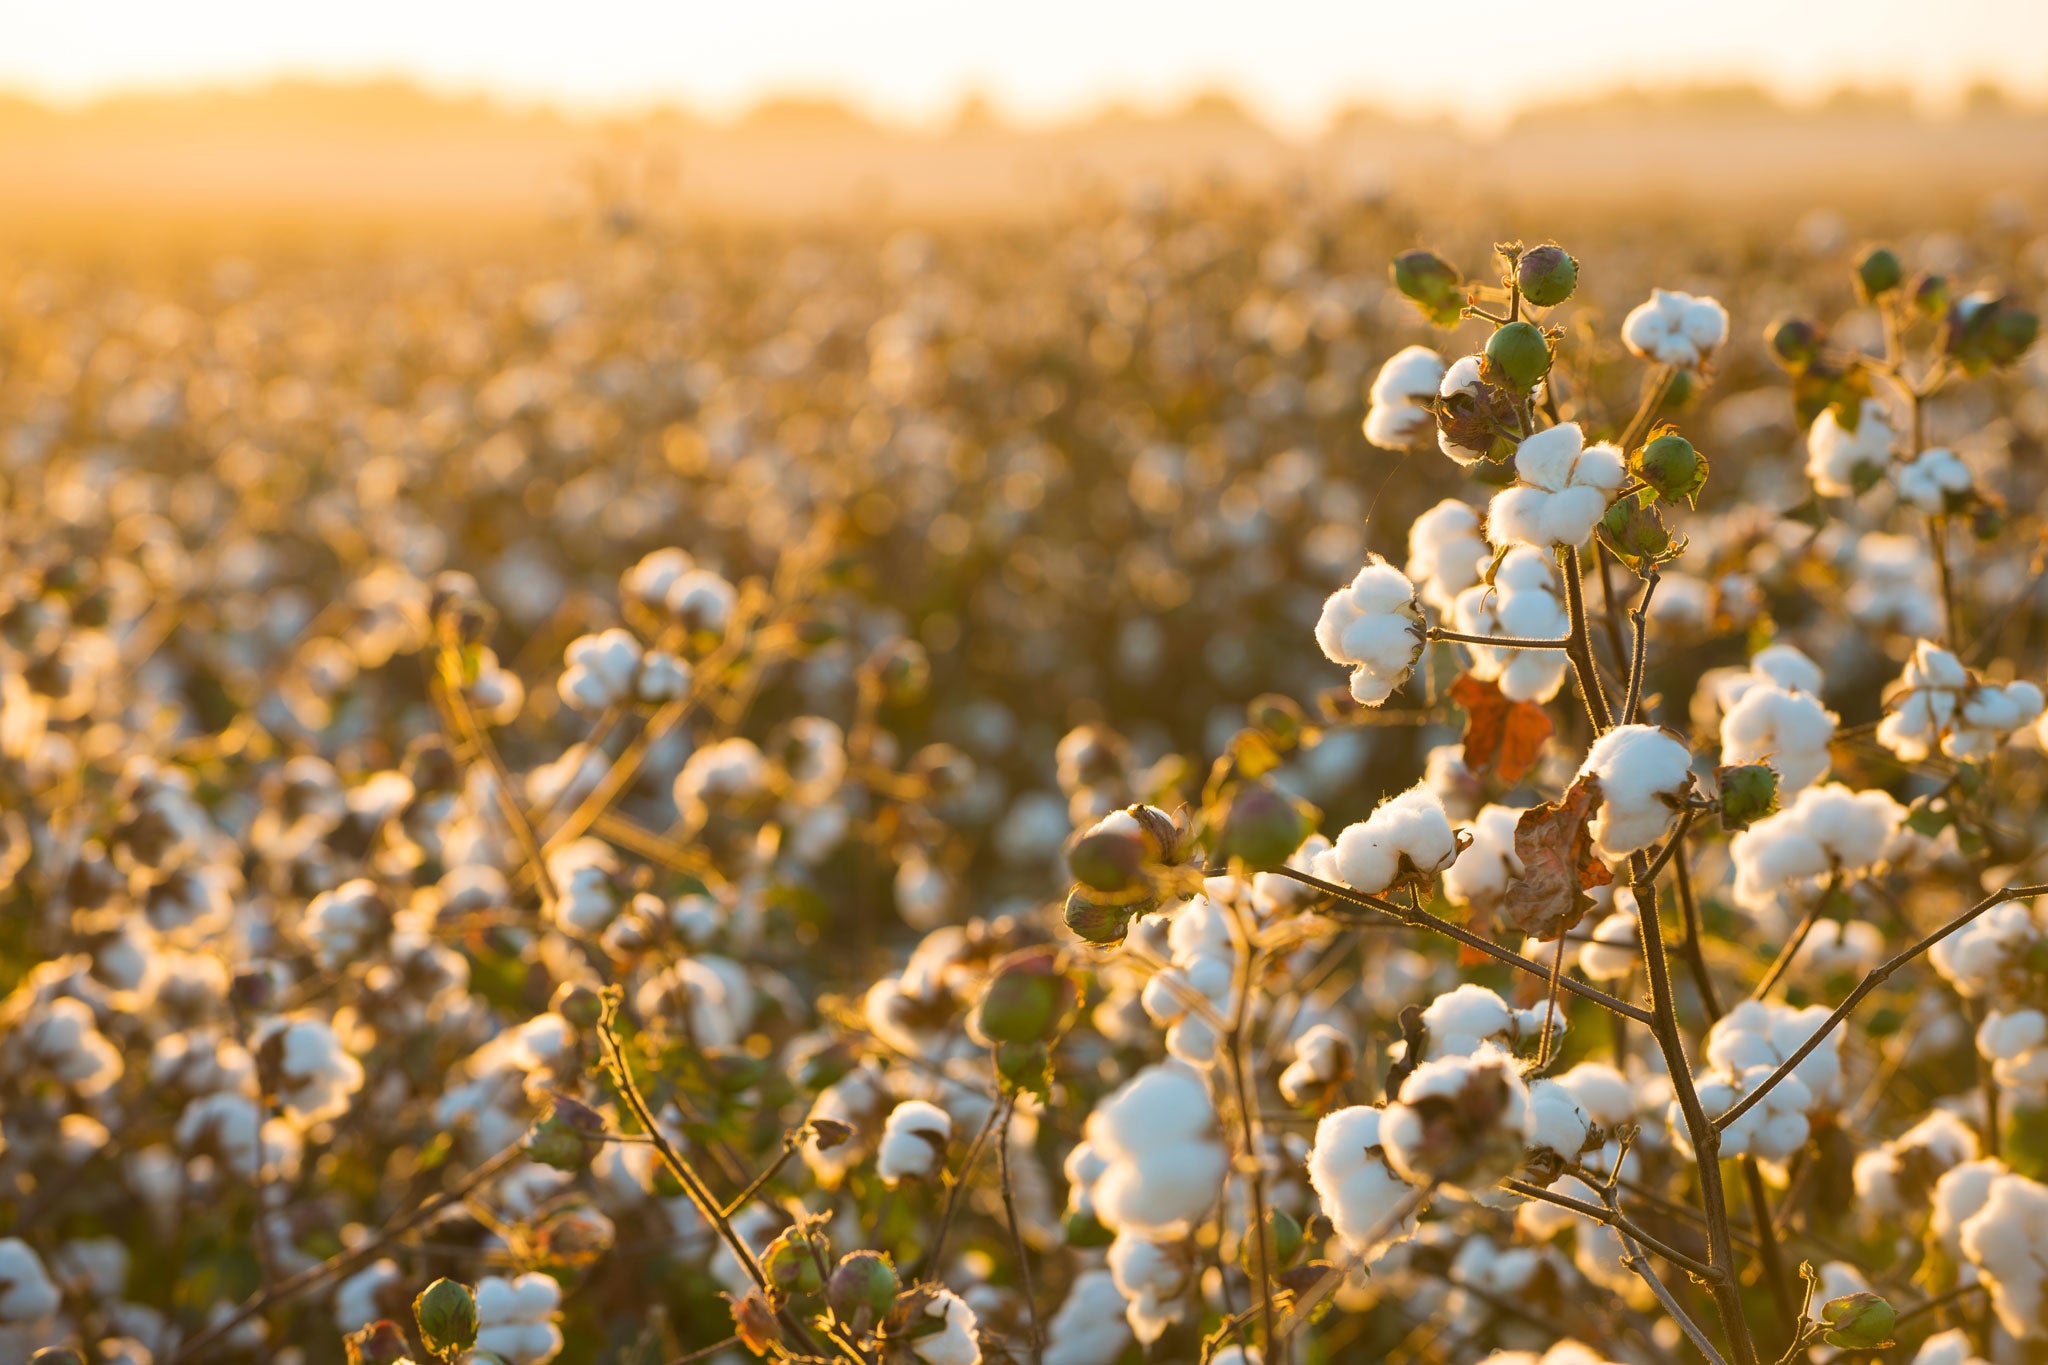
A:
[2,0,2045,131]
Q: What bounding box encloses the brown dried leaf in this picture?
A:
[1501,774,1613,941]
[1449,672,1553,786]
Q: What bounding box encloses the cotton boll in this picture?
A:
[1443,804,1524,915]
[1418,984,1517,1060]
[1576,897,1640,982]
[1931,900,2048,1001]
[876,1099,953,1184]
[252,1016,364,1127]
[1486,423,1625,550]
[557,627,643,712]
[1878,640,2041,762]
[674,737,769,822]
[1436,356,1492,466]
[1381,1045,1535,1191]
[1314,784,1459,896]
[1577,725,1693,857]
[1956,1170,2048,1340]
[1315,555,1425,706]
[1042,1268,1132,1365]
[1977,1009,2048,1101]
[1720,683,1836,793]
[545,837,622,936]
[910,1287,983,1365]
[1621,289,1729,367]
[1853,1110,1981,1218]
[1555,1063,1637,1135]
[1279,1023,1356,1109]
[1910,1328,1990,1365]
[475,1272,564,1365]
[1894,446,1974,512]
[333,1257,401,1330]
[1684,1001,1842,1161]
[1728,783,1905,921]
[1405,499,1489,613]
[1106,1234,1194,1344]
[1525,1078,1594,1166]
[1847,532,1942,638]
[1806,400,1896,496]
[1790,919,1884,982]
[1306,1106,1420,1255]
[1085,1062,1227,1237]
[1450,548,1571,703]
[1365,346,1447,450]
[1932,1158,2009,1267]
[0,1239,60,1344]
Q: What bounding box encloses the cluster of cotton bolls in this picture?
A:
[1727,781,1906,927]
[1876,639,2045,763]
[1705,643,1838,792]
[1931,897,2048,1106]
[1684,1001,1844,1165]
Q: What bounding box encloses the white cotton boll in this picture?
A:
[333,1257,401,1330]
[1365,346,1447,450]
[1306,1106,1420,1255]
[1706,1001,1843,1106]
[910,1287,982,1365]
[1894,447,1974,512]
[1450,548,1572,703]
[674,737,768,821]
[1806,400,1895,496]
[1854,1111,1981,1217]
[1791,920,1884,982]
[1314,555,1425,706]
[1957,1171,2048,1340]
[253,1016,364,1127]
[1314,784,1459,896]
[475,1272,564,1365]
[1847,532,1943,638]
[1437,355,1490,465]
[1978,1009,2048,1099]
[1486,423,1625,550]
[665,568,737,634]
[1621,289,1729,367]
[1043,1268,1132,1365]
[1910,1328,1990,1365]
[893,851,957,932]
[634,650,691,704]
[1381,1045,1535,1191]
[1406,499,1490,613]
[1720,683,1837,792]
[305,879,390,969]
[1211,1349,1263,1365]
[1700,1067,1813,1162]
[1751,643,1826,697]
[1278,1023,1355,1108]
[1443,804,1524,914]
[1728,782,1905,919]
[877,1099,953,1184]
[1876,640,2037,762]
[0,1238,60,1336]
[24,996,123,1096]
[1107,1234,1192,1344]
[557,627,643,712]
[546,837,622,935]
[1419,984,1516,1060]
[1423,743,1487,821]
[1933,1159,2008,1263]
[1576,900,1640,982]
[1526,1079,1593,1162]
[1577,725,1693,857]
[1931,900,2047,1000]
[1556,1063,1637,1132]
[1086,1063,1227,1237]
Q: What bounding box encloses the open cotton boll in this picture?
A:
[1042,1267,1133,1365]
[1806,399,1896,496]
[1790,919,1884,981]
[1720,683,1837,792]
[1450,548,1571,702]
[1877,640,2041,762]
[1479,1342,1623,1365]
[876,1099,953,1184]
[557,627,643,712]
[1314,784,1459,896]
[1621,289,1729,367]
[1957,1171,2048,1341]
[910,1287,983,1365]
[1405,499,1489,613]
[1853,1110,1980,1217]
[1932,1158,2009,1265]
[1910,1328,1991,1365]
[1106,1234,1194,1344]
[1576,895,1640,982]
[1728,782,1904,920]
[1315,555,1426,705]
[475,1272,564,1365]
[1364,346,1447,450]
[0,1238,60,1339]
[252,1015,364,1127]
[1278,1023,1356,1108]
[1307,1106,1421,1255]
[1525,1078,1595,1166]
[1894,446,1974,512]
[1555,1062,1638,1135]
[1437,355,1491,465]
[1380,1044,1535,1191]
[1706,1000,1843,1104]
[1417,984,1519,1060]
[1978,1009,2048,1100]
[1931,900,2048,1000]
[1486,423,1625,550]
[1577,725,1694,857]
[1443,804,1524,914]
[1847,531,1944,638]
[1085,1062,1227,1237]
[1694,1066,1813,1162]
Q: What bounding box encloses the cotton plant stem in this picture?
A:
[1427,626,1573,650]
[1623,570,1659,723]
[1560,544,1616,732]
[1631,848,1760,1365]
[1276,866,1655,1025]
[1714,883,2048,1132]
[994,1094,1045,1365]
[1219,891,1281,1363]
[1750,899,1824,1001]
[917,1099,1005,1284]
[1738,1157,1801,1339]
[1672,841,1727,1022]
[1500,1178,1714,1278]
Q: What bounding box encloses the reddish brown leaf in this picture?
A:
[1501,774,1613,941]
[727,1290,781,1356]
[1450,672,1554,786]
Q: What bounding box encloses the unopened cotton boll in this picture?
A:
[1381,1044,1535,1191]
[1443,804,1523,914]
[1486,423,1625,550]
[876,1099,952,1184]
[1621,289,1729,367]
[1314,555,1425,705]
[1364,346,1446,450]
[1450,548,1571,702]
[1313,784,1459,895]
[1577,725,1693,857]
[1807,399,1896,497]
[1957,1170,2048,1340]
[1893,447,1973,512]
[1041,1267,1133,1365]
[1720,682,1837,792]
[1405,499,1489,613]
[475,1272,564,1365]
[1306,1106,1420,1256]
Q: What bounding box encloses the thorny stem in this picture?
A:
[1630,846,1760,1365]
[1714,883,2048,1132]
[1275,866,1656,1024]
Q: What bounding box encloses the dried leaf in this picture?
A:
[727,1290,781,1355]
[1501,774,1612,940]
[1449,673,1553,786]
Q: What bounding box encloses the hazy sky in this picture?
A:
[2,0,2043,129]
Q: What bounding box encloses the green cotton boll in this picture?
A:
[1485,321,1552,392]
[1516,244,1578,307]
